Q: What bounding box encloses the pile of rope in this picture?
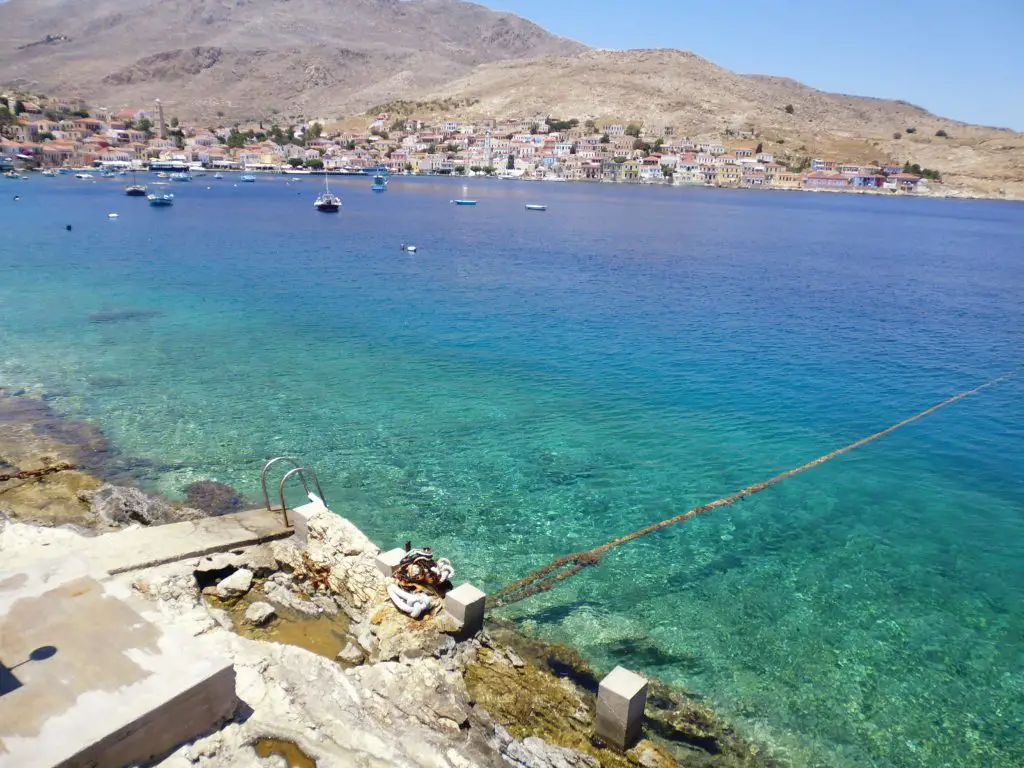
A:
[490,372,1015,609]
[387,546,455,619]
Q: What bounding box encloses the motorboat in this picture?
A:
[452,199,477,205]
[525,204,547,211]
[371,173,388,192]
[169,172,192,182]
[75,173,94,180]
[240,174,256,182]
[213,172,224,179]
[41,169,58,177]
[147,193,174,206]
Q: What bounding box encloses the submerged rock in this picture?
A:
[263,580,323,617]
[92,484,202,526]
[244,601,276,627]
[184,480,245,517]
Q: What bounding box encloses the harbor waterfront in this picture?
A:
[2,176,1023,767]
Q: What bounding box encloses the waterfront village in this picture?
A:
[1,95,940,193]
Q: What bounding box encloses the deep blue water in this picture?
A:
[1,174,1023,767]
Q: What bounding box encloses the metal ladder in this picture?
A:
[260,456,327,527]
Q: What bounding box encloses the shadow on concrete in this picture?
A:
[0,645,58,697]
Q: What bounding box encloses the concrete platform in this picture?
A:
[0,556,238,768]
[2,507,292,575]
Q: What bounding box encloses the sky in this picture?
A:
[484,0,1024,130]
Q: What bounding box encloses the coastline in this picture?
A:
[0,389,778,767]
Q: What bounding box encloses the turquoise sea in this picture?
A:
[1,175,1022,766]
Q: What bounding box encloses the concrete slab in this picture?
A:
[2,508,292,575]
[0,556,238,768]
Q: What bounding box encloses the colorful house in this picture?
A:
[851,174,885,188]
[803,172,849,189]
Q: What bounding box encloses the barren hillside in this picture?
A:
[424,50,1024,198]
[0,0,584,121]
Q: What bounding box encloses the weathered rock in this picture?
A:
[237,547,278,578]
[312,594,339,616]
[491,726,599,768]
[346,658,472,732]
[92,483,202,526]
[244,601,277,627]
[505,648,526,669]
[263,580,322,617]
[194,552,242,575]
[631,743,665,768]
[337,640,364,665]
[216,568,254,599]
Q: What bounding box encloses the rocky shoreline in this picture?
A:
[1,389,778,767]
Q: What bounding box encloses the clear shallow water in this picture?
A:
[2,175,1023,766]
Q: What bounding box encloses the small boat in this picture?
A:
[170,172,192,182]
[147,193,174,206]
[75,173,93,180]
[213,173,224,179]
[240,174,256,182]
[452,199,477,206]
[399,243,417,253]
[525,204,547,211]
[3,170,20,179]
[371,174,388,192]
[41,169,58,177]
[156,172,169,179]
[189,165,207,176]
[108,213,119,219]
[124,170,148,196]
[99,169,117,179]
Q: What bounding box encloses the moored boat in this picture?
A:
[525,204,547,211]
[452,199,477,206]
[147,193,174,206]
[240,174,256,182]
[314,174,341,212]
[124,170,148,196]
[75,172,93,180]
[169,172,192,182]
[213,172,224,179]
[371,173,388,192]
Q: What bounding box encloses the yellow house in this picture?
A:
[623,159,642,182]
[772,172,802,189]
[716,163,741,186]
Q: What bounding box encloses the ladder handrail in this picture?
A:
[278,466,327,527]
[260,456,302,510]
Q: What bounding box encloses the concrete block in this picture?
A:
[0,556,239,768]
[374,547,406,577]
[595,665,648,749]
[290,493,329,546]
[443,582,486,636]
